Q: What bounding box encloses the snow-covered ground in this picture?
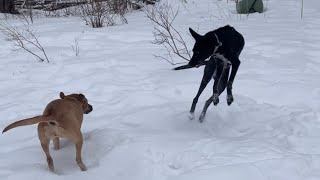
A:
[1,0,320,179]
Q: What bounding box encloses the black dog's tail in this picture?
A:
[173,61,210,71]
[173,64,193,70]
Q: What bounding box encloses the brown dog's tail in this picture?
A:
[2,115,57,134]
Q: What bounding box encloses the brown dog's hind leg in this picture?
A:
[53,137,60,150]
[38,124,54,171]
[72,132,87,171]
[41,142,54,171]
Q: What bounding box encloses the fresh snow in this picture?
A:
[0,0,320,179]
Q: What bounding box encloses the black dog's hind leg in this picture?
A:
[189,61,216,119]
[226,57,241,106]
[199,67,230,122]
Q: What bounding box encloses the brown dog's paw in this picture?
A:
[77,160,87,171]
[48,161,55,172]
[80,164,87,171]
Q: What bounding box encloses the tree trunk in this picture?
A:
[0,0,17,14]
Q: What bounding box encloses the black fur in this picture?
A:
[188,25,245,122]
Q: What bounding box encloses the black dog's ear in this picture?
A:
[60,92,65,99]
[189,28,201,40]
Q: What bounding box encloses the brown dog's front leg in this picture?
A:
[53,137,60,150]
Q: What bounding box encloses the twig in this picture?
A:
[145,1,191,65]
[0,18,49,62]
[71,37,80,56]
[301,0,304,19]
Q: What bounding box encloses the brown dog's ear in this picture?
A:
[78,94,86,102]
[60,92,65,99]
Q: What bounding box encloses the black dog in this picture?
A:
[174,25,244,122]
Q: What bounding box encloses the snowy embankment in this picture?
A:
[0,0,320,180]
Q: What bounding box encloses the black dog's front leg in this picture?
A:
[212,63,224,106]
[189,61,216,119]
[226,58,241,106]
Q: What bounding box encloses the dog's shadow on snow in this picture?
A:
[49,128,128,175]
[190,95,313,140]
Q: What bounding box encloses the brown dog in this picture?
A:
[2,92,93,172]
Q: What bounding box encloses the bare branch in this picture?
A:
[77,0,130,28]
[71,37,80,56]
[144,1,191,65]
[0,18,50,62]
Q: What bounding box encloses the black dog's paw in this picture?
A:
[199,112,206,123]
[227,94,234,106]
[213,94,219,106]
[189,113,195,120]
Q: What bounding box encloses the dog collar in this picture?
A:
[213,33,222,53]
[211,33,231,65]
[196,33,225,68]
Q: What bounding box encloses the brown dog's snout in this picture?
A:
[84,104,93,114]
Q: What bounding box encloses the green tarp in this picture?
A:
[236,0,264,14]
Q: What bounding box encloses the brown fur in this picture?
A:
[2,92,93,172]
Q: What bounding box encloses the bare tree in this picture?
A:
[145,1,191,65]
[79,0,111,28]
[0,0,17,14]
[0,18,50,62]
[19,0,34,24]
[109,0,129,23]
[78,0,131,28]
